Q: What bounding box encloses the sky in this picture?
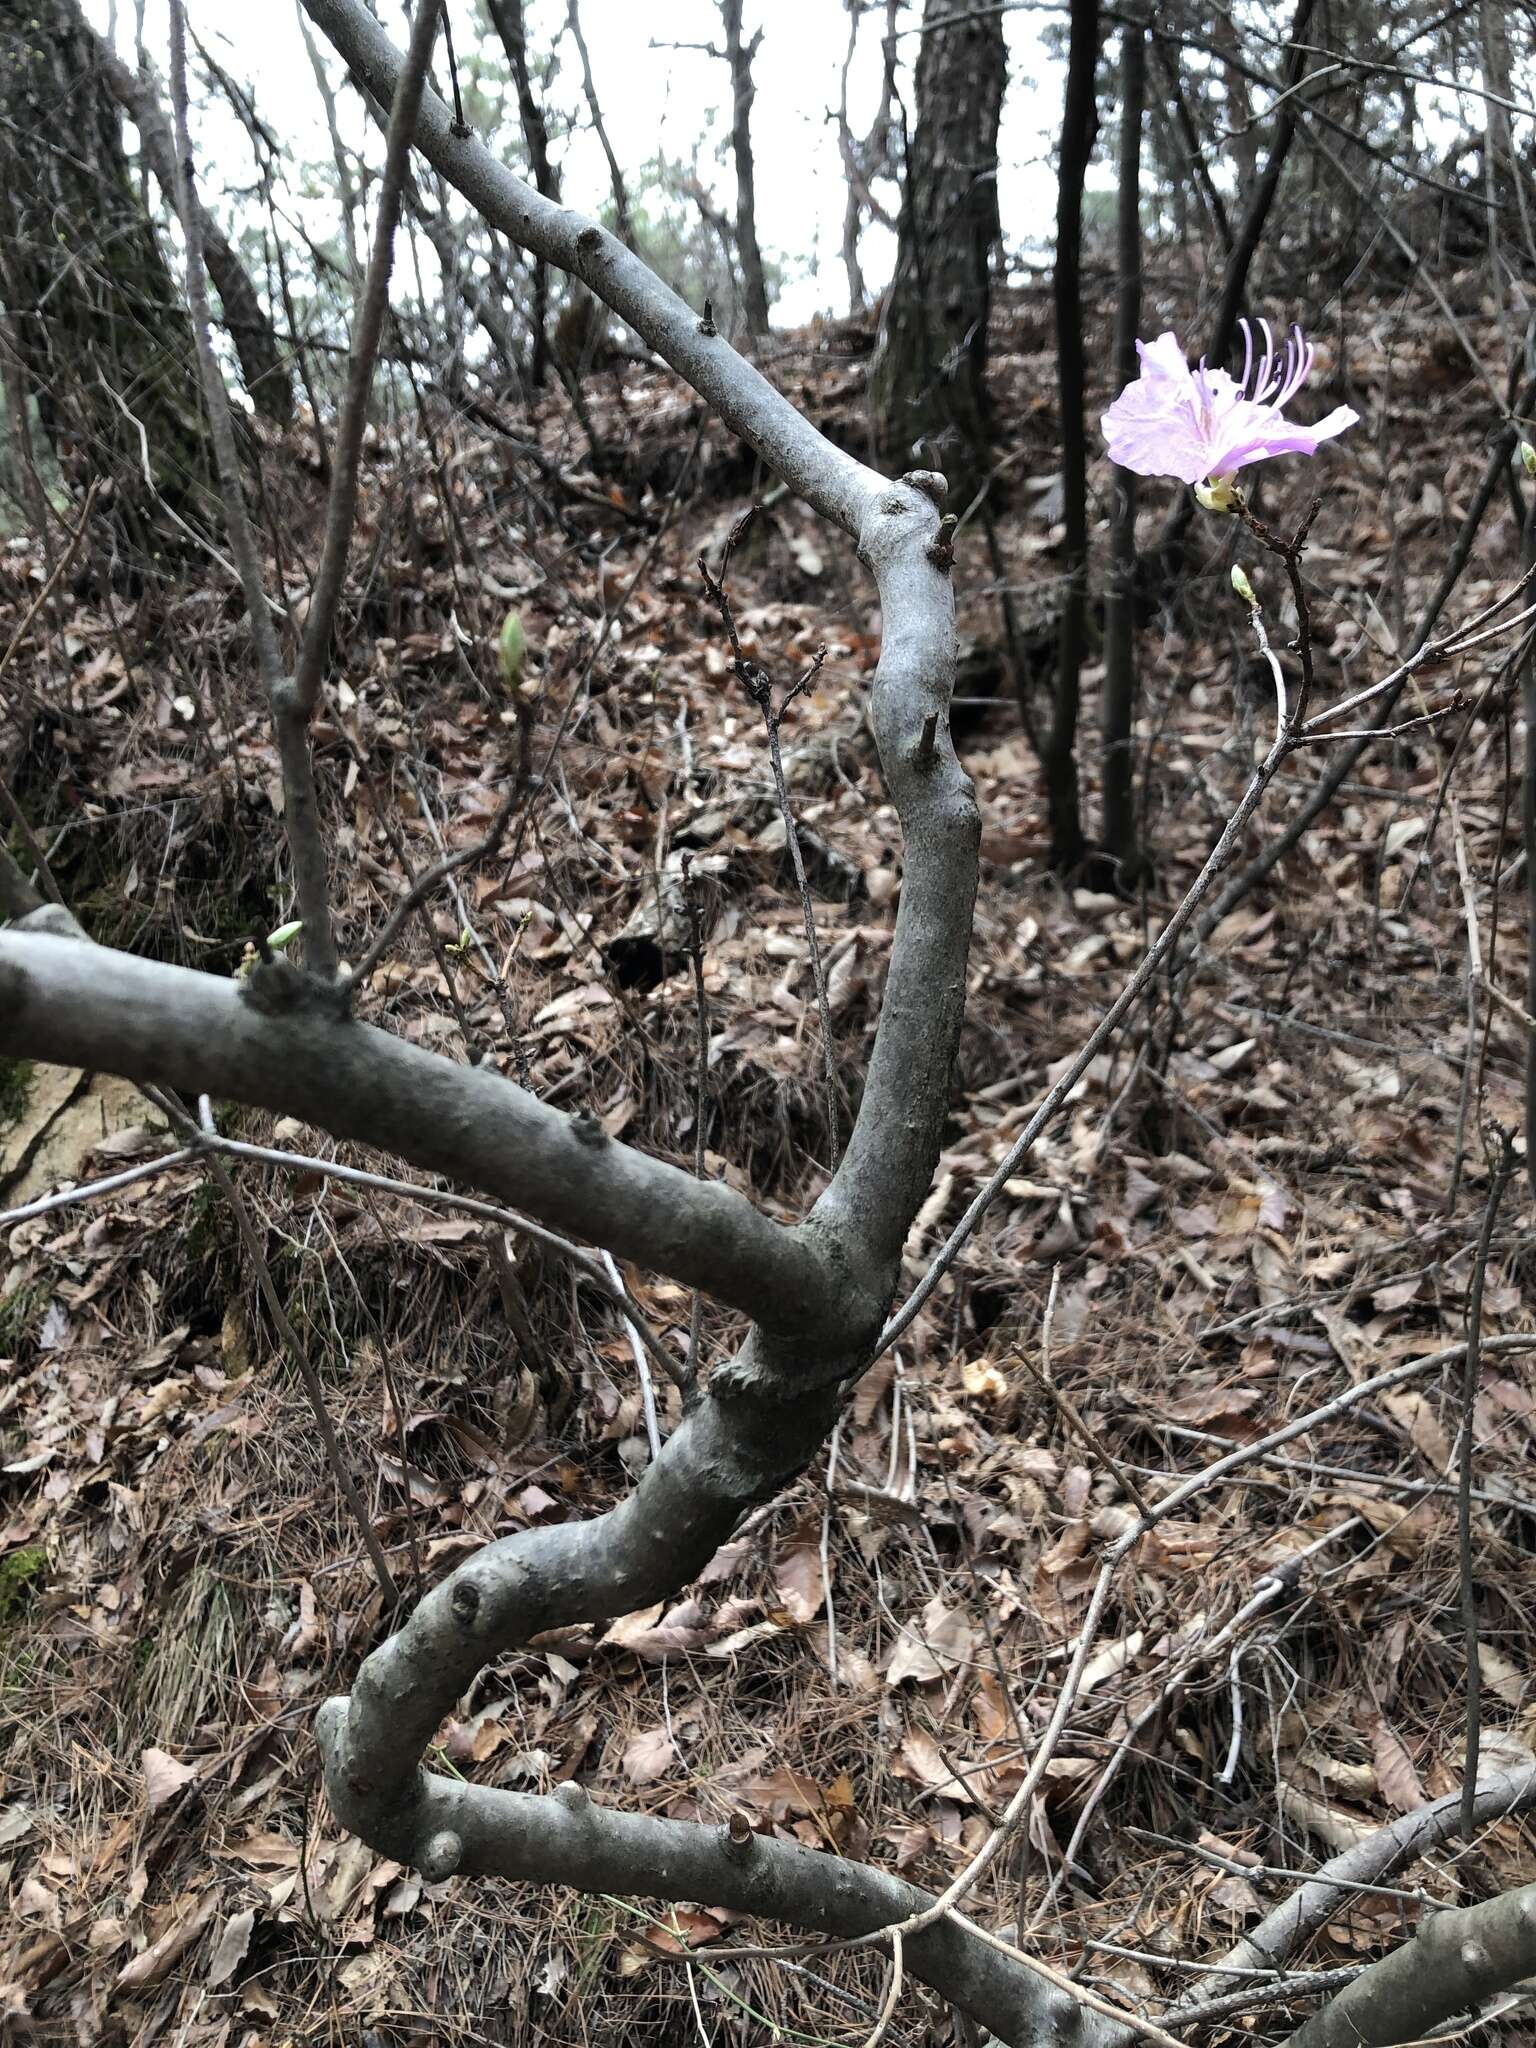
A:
[88,0,1074,326]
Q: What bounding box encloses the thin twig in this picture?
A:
[603,1247,662,1460]
[291,0,442,723]
[167,0,337,975]
[1022,1265,1153,1514]
[860,1928,903,2048]
[0,480,99,683]
[1459,1125,1517,1839]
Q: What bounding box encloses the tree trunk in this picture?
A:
[0,0,212,520]
[83,14,294,426]
[1043,0,1098,874]
[1099,12,1147,886]
[867,0,1005,500]
[485,0,560,387]
[719,0,771,336]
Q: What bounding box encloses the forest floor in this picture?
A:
[2,282,1535,2048]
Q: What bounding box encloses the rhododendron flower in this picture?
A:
[1101,319,1357,491]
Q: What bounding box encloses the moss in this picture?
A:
[0,1056,33,1129]
[0,1545,46,1632]
[0,1279,48,1353]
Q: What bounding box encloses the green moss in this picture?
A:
[0,1056,33,1128]
[0,1546,45,1632]
[0,1280,47,1353]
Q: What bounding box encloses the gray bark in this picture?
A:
[1282,1883,1536,2048]
[868,0,1005,499]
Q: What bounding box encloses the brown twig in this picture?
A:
[1459,1124,1517,1839]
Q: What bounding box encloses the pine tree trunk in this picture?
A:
[867,0,1004,502]
[0,0,212,523]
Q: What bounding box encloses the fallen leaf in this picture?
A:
[205,1908,255,1988]
[621,1726,677,1787]
[140,1748,196,1814]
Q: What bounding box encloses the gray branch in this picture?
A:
[1281,1882,1536,2048]
[0,930,856,1340]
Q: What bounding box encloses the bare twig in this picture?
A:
[167,0,337,975]
[290,0,442,728]
[1459,1125,1517,1838]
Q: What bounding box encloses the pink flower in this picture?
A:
[1101,319,1357,488]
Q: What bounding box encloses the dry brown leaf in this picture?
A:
[773,1534,825,1624]
[621,1726,677,1787]
[1276,1781,1376,1852]
[140,1747,195,1815]
[1364,1712,1426,1812]
[204,1908,255,1989]
[114,1891,218,1993]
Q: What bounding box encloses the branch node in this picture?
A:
[927,514,958,571]
[419,1828,463,1880]
[554,1779,590,1812]
[915,713,940,766]
[698,298,717,337]
[576,225,602,258]
[449,1578,482,1626]
[900,468,948,507]
[724,1810,756,1858]
[569,1107,607,1146]
[1458,1938,1489,1971]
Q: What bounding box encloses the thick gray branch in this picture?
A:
[1282,1883,1536,2048]
[308,1765,1101,2048]
[0,933,858,1340]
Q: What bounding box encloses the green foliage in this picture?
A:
[0,1056,34,1127]
[0,1546,46,1633]
[0,1280,47,1353]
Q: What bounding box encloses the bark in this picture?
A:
[719,0,771,337]
[484,0,559,385]
[84,16,294,425]
[0,0,211,516]
[867,0,1005,500]
[1099,12,1147,885]
[1042,0,1099,874]
[0,935,859,1341]
[1281,1883,1536,2048]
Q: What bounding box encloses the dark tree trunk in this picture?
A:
[868,0,1005,500]
[486,0,561,387]
[719,0,771,337]
[84,16,294,426]
[0,0,211,522]
[1042,0,1099,875]
[1099,11,1147,886]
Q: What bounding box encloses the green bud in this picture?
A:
[1521,441,1536,479]
[267,920,304,952]
[1230,565,1257,607]
[498,608,526,689]
[1195,476,1240,514]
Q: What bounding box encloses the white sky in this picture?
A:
[92,0,1073,325]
